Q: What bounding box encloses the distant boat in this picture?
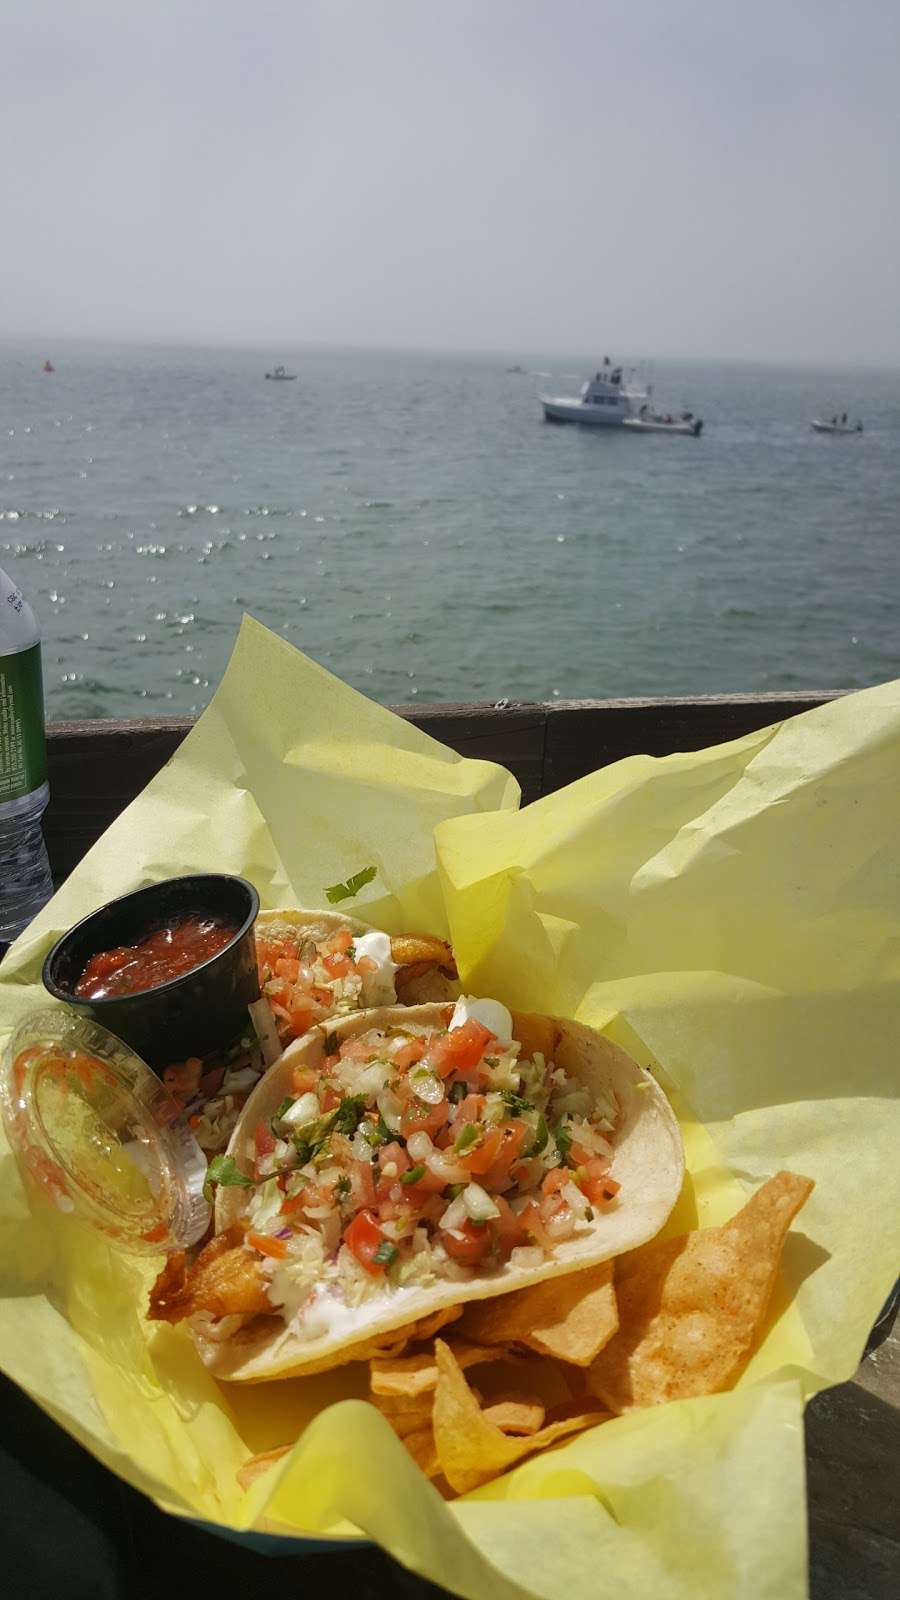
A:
[42,359,55,373]
[265,364,296,381]
[811,417,862,434]
[506,364,526,374]
[540,364,630,426]
[624,413,703,437]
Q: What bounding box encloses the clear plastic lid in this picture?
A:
[1,1009,210,1251]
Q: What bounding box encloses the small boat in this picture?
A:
[540,363,630,426]
[624,411,703,438]
[622,365,651,402]
[811,418,862,434]
[506,364,526,374]
[265,365,296,381]
[42,360,55,374]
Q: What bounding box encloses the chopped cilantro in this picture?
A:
[324,865,377,904]
[501,1090,535,1116]
[324,1031,339,1055]
[449,1081,468,1104]
[332,1094,367,1136]
[400,1163,426,1185]
[553,1119,573,1162]
[335,1174,351,1200]
[528,1113,549,1157]
[373,1239,399,1267]
[202,1155,255,1204]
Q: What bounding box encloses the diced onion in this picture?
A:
[376,1087,403,1133]
[509,1245,544,1270]
[462,1182,500,1222]
[545,1203,577,1242]
[406,1131,433,1163]
[410,1069,444,1106]
[303,1202,335,1220]
[426,1148,469,1184]
[562,1180,591,1220]
[281,1092,320,1128]
[439,1194,469,1232]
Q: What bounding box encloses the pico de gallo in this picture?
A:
[160,918,455,1158]
[207,999,621,1332]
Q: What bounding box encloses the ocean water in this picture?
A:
[1,341,898,721]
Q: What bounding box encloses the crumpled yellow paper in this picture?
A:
[1,616,899,1600]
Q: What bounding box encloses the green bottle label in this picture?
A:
[0,643,48,803]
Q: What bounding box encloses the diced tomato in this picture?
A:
[331,928,354,955]
[344,1208,389,1275]
[519,1200,552,1247]
[348,1160,377,1210]
[312,984,335,1006]
[400,1167,448,1200]
[291,1066,318,1095]
[569,1140,594,1168]
[280,1189,311,1217]
[323,953,351,978]
[542,1166,569,1196]
[255,1123,276,1160]
[321,1085,341,1112]
[581,1171,621,1206]
[275,956,301,982]
[356,955,378,975]
[247,1232,288,1260]
[376,1142,411,1198]
[442,1218,492,1265]
[428,1019,495,1079]
[341,1036,381,1063]
[491,1194,527,1258]
[287,1006,314,1037]
[392,1038,427,1071]
[483,1120,528,1187]
[459,1125,503,1175]
[401,1098,449,1137]
[452,1092,486,1126]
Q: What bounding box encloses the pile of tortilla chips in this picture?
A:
[241,1172,813,1497]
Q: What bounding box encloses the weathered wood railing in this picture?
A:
[43,692,839,884]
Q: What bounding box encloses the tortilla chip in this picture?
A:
[236,1443,291,1491]
[373,1397,435,1439]
[457,1261,618,1366]
[482,1394,546,1435]
[370,1341,508,1398]
[402,1427,441,1478]
[432,1340,607,1494]
[588,1171,814,1413]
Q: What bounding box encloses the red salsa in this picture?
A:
[75,915,237,1000]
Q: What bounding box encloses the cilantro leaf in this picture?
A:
[324,865,377,904]
[528,1113,549,1157]
[501,1090,535,1116]
[332,1094,367,1136]
[335,1173,351,1199]
[372,1239,399,1267]
[553,1118,573,1162]
[449,1081,468,1104]
[400,1163,426,1185]
[202,1154,255,1204]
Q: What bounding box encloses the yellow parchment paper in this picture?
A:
[1,617,898,1600]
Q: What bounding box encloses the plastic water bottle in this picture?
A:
[0,566,54,942]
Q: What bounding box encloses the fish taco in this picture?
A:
[149,998,684,1380]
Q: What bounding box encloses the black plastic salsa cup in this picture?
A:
[42,874,260,1072]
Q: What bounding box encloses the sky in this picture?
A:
[5,0,900,365]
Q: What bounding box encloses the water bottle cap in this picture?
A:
[1,1009,210,1251]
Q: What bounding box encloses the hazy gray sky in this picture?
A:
[6,1,900,363]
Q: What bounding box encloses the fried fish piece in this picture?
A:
[148,1229,271,1324]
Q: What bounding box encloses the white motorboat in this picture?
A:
[811,418,862,434]
[540,363,629,426]
[265,364,297,381]
[624,412,703,437]
[622,365,651,402]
